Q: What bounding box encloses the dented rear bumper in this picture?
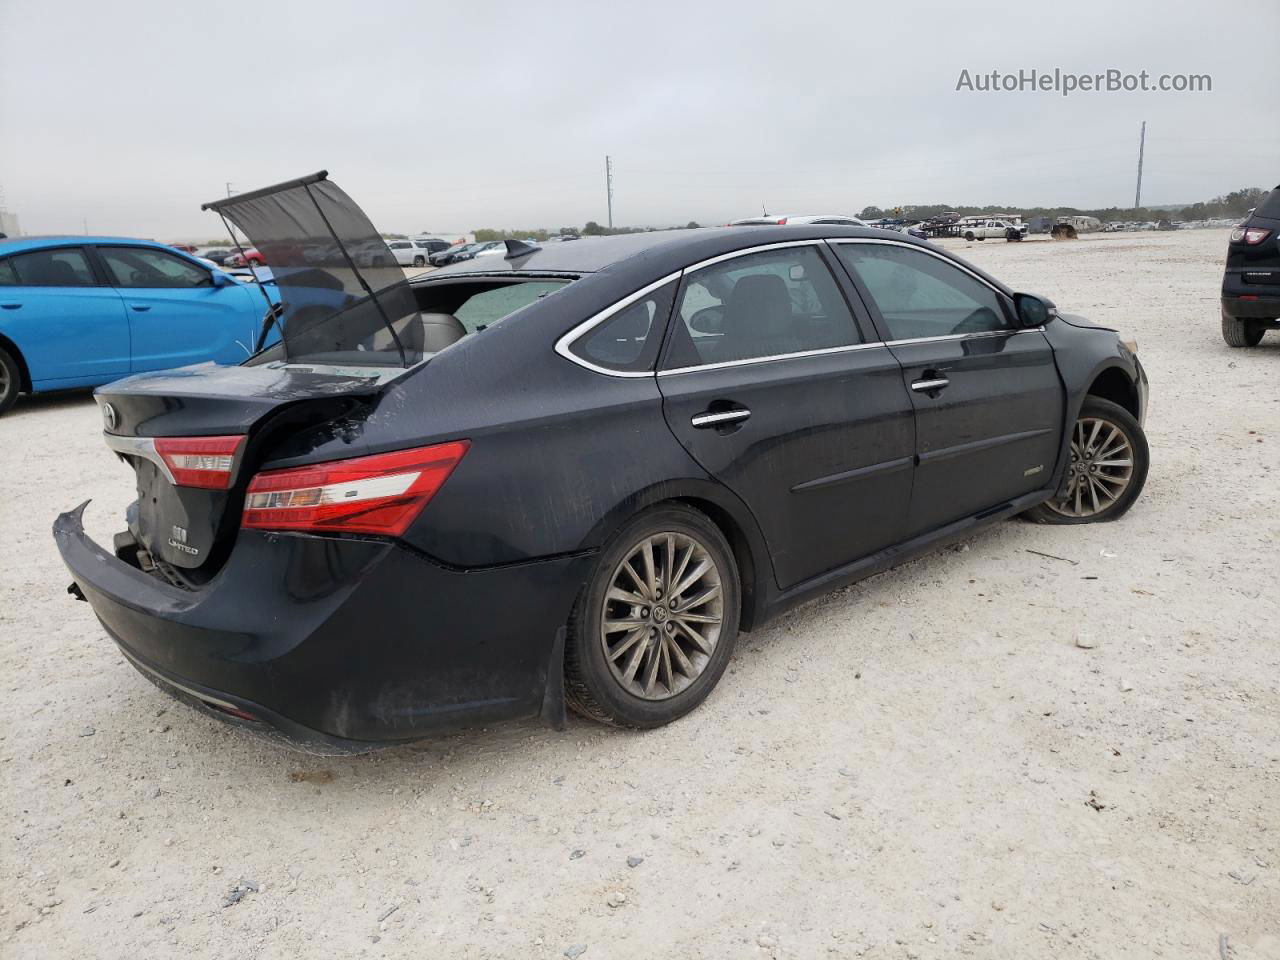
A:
[54,502,587,750]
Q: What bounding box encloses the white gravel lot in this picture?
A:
[1,228,1277,959]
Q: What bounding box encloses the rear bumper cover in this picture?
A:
[1222,294,1280,323]
[54,503,590,749]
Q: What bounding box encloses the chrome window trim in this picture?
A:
[679,238,827,276]
[103,433,176,483]
[553,270,683,379]
[659,341,887,377]
[825,236,1011,302]
[883,327,1044,348]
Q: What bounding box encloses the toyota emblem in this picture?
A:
[102,402,117,431]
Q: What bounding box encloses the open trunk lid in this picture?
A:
[98,361,407,584]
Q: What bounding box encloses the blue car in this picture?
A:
[0,236,274,414]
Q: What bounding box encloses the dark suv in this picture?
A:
[1221,186,1280,347]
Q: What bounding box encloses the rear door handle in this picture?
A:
[911,376,950,393]
[0,303,21,310]
[691,408,751,428]
[130,304,152,312]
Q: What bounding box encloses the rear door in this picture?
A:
[832,240,1063,537]
[0,245,130,385]
[657,241,916,590]
[95,245,259,372]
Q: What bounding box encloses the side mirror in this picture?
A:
[1013,292,1056,328]
[210,271,234,288]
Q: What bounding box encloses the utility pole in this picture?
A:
[1133,121,1146,210]
[605,156,614,229]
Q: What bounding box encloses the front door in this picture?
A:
[832,240,1064,536]
[657,242,916,590]
[95,245,258,372]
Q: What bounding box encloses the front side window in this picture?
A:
[6,247,96,286]
[568,280,677,373]
[100,246,211,289]
[0,259,18,285]
[834,243,1010,340]
[665,245,859,368]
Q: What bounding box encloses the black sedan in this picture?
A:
[55,173,1150,751]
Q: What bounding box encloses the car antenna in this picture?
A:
[504,238,540,259]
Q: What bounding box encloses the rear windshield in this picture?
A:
[1256,187,1280,220]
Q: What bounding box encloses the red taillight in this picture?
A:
[154,435,245,489]
[776,217,788,225]
[1244,227,1273,245]
[242,440,470,536]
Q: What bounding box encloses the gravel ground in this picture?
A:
[1,228,1277,959]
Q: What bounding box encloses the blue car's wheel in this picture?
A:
[0,347,21,415]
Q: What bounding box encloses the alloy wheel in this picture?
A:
[599,532,724,700]
[1044,416,1135,518]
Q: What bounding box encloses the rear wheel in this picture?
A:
[564,504,740,728]
[0,347,21,415]
[412,255,426,267]
[1222,314,1265,347]
[964,231,975,241]
[1024,397,1148,524]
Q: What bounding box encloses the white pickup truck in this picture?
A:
[960,219,1028,242]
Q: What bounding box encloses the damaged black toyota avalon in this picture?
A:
[55,172,1149,750]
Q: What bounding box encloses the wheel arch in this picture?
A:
[1085,365,1140,419]
[0,333,32,392]
[581,478,774,633]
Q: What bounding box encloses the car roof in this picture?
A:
[419,226,911,281]
[0,235,184,255]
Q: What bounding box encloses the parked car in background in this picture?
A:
[0,236,274,414]
[730,214,867,227]
[1221,186,1280,347]
[169,242,199,254]
[429,242,482,266]
[226,247,266,268]
[470,241,507,259]
[961,218,1028,242]
[386,238,438,268]
[54,174,1149,749]
[200,247,239,265]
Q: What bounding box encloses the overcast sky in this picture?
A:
[1,0,1276,240]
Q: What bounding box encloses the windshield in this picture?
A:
[204,173,423,367]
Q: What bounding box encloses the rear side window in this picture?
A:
[664,245,859,368]
[5,247,97,286]
[568,280,677,374]
[0,260,17,285]
[834,243,1010,340]
[100,246,211,289]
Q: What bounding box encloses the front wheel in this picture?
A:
[964,231,975,241]
[412,255,426,267]
[0,347,21,415]
[1024,397,1149,524]
[1222,314,1265,347]
[564,504,740,728]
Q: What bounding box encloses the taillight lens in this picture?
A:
[154,435,245,489]
[1244,227,1273,245]
[242,440,470,536]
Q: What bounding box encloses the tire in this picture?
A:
[1221,314,1264,347]
[964,231,975,241]
[564,503,740,728]
[1024,397,1149,524]
[976,236,986,241]
[412,256,426,267]
[0,347,21,416]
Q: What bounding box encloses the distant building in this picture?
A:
[0,208,21,237]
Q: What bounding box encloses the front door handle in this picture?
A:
[691,407,751,428]
[130,304,152,312]
[911,376,950,393]
[0,303,21,310]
